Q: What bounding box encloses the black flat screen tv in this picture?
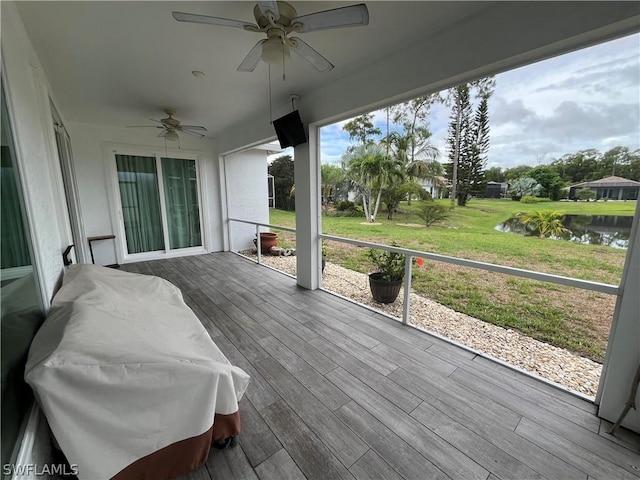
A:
[273,110,307,148]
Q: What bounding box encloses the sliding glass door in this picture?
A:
[162,158,201,249]
[115,153,202,257]
[116,155,165,254]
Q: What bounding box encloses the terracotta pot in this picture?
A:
[368,272,402,304]
[257,232,278,254]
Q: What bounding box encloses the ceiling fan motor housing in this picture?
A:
[254,1,297,29]
[161,111,181,128]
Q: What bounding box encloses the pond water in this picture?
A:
[496,214,633,249]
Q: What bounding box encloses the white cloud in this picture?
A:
[320,123,351,164]
[320,33,640,170]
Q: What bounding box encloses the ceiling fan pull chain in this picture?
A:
[282,44,286,81]
[268,64,273,124]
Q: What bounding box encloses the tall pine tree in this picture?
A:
[446,78,494,206]
[458,96,490,205]
[446,85,472,206]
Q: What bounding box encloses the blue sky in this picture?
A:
[315,33,640,170]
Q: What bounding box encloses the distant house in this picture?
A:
[484,181,508,198]
[419,176,448,199]
[569,176,640,201]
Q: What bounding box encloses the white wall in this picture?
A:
[66,122,223,264]
[420,179,442,200]
[1,2,72,303]
[224,149,269,252]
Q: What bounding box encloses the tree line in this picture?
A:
[485,146,640,200]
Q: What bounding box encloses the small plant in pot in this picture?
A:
[367,245,405,304]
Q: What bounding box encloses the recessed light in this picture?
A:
[191,70,205,78]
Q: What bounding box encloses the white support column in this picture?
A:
[294,126,321,290]
[597,202,640,433]
[219,155,230,252]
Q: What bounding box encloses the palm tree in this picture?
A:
[516,210,571,239]
[384,130,441,203]
[343,144,403,222]
[509,177,542,201]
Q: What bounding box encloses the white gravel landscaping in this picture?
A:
[246,252,601,398]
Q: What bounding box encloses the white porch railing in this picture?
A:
[228,218,620,326]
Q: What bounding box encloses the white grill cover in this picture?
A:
[25,264,250,480]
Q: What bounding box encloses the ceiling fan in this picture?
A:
[127,111,207,141]
[172,1,369,74]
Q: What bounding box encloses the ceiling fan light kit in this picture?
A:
[164,130,179,142]
[173,1,369,73]
[261,36,291,64]
[126,110,207,141]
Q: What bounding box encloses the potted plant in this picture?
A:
[254,232,278,254]
[367,245,405,304]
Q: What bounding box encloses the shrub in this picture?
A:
[332,200,365,217]
[335,200,356,211]
[520,195,539,204]
[577,188,596,202]
[333,208,365,217]
[418,203,450,227]
[417,190,433,202]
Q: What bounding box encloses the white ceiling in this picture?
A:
[16,1,495,137]
[15,1,640,144]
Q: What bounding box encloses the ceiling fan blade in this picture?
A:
[289,37,334,73]
[291,4,369,33]
[172,11,258,31]
[180,125,208,132]
[180,129,206,138]
[126,125,163,128]
[238,40,267,72]
[158,130,168,137]
[257,1,280,21]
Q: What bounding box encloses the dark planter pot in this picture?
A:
[254,232,278,254]
[322,256,326,273]
[368,272,402,304]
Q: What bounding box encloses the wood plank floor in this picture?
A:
[121,253,640,480]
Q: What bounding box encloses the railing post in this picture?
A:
[402,255,412,325]
[256,225,261,264]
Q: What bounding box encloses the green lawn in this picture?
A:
[270,199,636,361]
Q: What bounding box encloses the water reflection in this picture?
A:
[496,214,632,248]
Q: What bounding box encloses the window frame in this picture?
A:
[0,74,46,471]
